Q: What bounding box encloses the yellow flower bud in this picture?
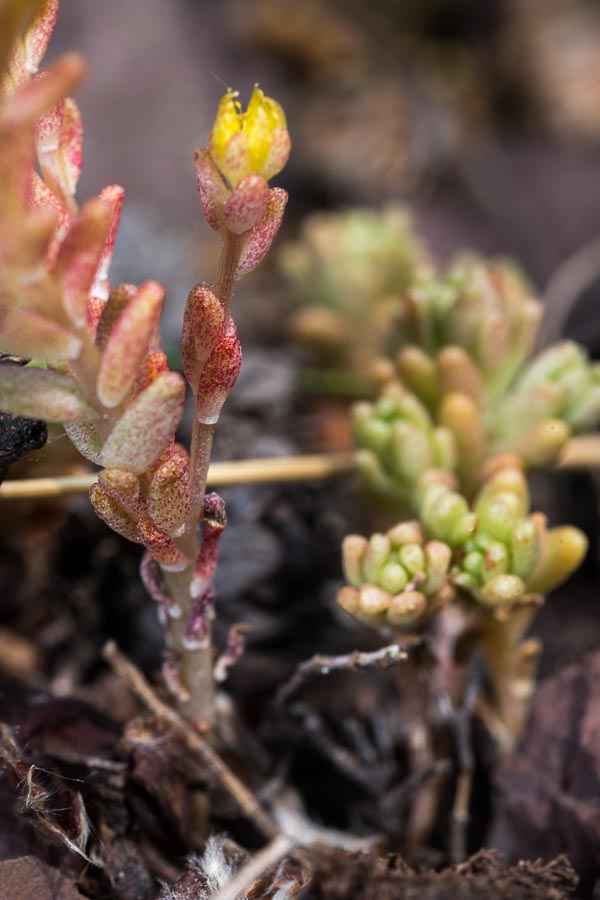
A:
[209,85,290,187]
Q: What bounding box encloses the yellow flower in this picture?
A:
[209,85,290,188]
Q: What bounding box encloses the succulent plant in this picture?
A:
[339,520,454,630]
[319,212,600,744]
[0,1,290,727]
[280,206,430,369]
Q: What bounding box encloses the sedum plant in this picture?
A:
[0,0,289,728]
[307,216,600,746]
[280,206,431,371]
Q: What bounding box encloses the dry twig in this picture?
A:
[102,641,278,841]
[275,643,408,708]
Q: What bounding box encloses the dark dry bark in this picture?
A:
[492,648,600,895]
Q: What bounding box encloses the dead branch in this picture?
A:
[275,643,408,708]
[102,641,279,841]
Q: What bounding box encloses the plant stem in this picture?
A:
[161,230,244,729]
[215,231,243,321]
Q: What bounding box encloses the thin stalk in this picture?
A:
[215,231,243,321]
[160,231,244,729]
[162,565,215,728]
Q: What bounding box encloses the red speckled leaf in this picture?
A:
[138,518,187,568]
[37,96,82,208]
[262,125,291,181]
[90,480,141,543]
[95,282,136,350]
[30,171,71,256]
[0,364,98,422]
[0,0,43,83]
[0,307,80,360]
[99,371,185,473]
[181,281,224,392]
[1,53,86,131]
[92,183,123,300]
[147,444,192,536]
[64,420,103,463]
[224,173,269,235]
[54,191,121,326]
[96,280,164,408]
[235,187,287,278]
[23,0,58,74]
[194,148,229,232]
[195,319,242,425]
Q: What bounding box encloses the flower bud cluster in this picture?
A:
[338,521,453,629]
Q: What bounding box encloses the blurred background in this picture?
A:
[48,0,600,348]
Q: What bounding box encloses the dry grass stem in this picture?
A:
[0,452,355,499]
[102,641,279,841]
[1,436,598,501]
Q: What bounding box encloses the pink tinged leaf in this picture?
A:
[194,148,229,232]
[96,280,164,408]
[183,585,215,649]
[98,371,185,473]
[24,0,59,75]
[147,447,192,536]
[0,53,86,131]
[92,184,124,300]
[130,350,170,399]
[0,307,81,361]
[54,192,120,327]
[1,204,57,278]
[86,296,105,336]
[90,481,141,543]
[30,172,71,258]
[64,420,103,463]
[35,96,63,151]
[261,126,291,181]
[235,187,288,278]
[95,282,136,350]
[143,350,169,385]
[181,282,224,392]
[0,364,98,422]
[37,96,82,208]
[0,0,35,84]
[224,174,269,235]
[195,319,242,425]
[138,519,187,570]
[0,126,33,209]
